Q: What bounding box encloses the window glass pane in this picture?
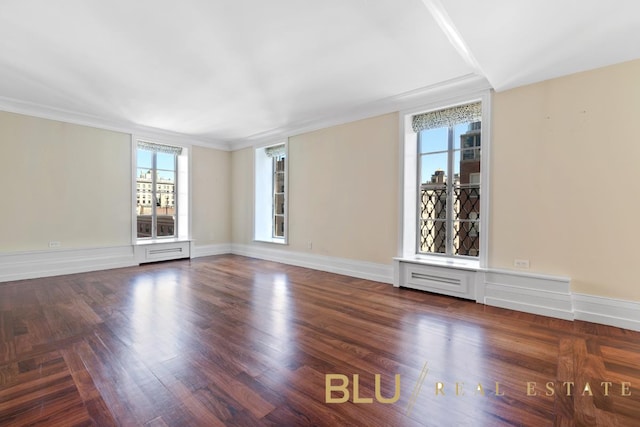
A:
[415,109,482,258]
[454,121,481,257]
[419,218,447,254]
[157,152,176,171]
[157,215,175,237]
[419,152,448,185]
[419,127,448,154]
[454,121,481,150]
[135,148,178,239]
[136,168,152,180]
[458,121,481,163]
[419,151,448,255]
[272,155,286,239]
[274,193,285,215]
[136,166,152,238]
[137,149,152,168]
[273,215,285,238]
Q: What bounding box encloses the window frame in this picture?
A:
[399,90,491,268]
[416,118,482,258]
[131,136,190,244]
[254,141,288,244]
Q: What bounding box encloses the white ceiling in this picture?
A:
[0,0,639,148]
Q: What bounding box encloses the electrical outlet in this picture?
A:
[514,259,530,269]
[49,241,61,248]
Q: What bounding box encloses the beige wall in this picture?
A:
[231,147,253,245]
[0,112,232,253]
[490,59,640,300]
[191,145,231,246]
[232,113,399,265]
[0,111,131,251]
[5,59,639,302]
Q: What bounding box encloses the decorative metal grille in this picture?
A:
[419,185,480,257]
[419,186,447,254]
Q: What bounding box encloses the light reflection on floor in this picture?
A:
[130,270,181,361]
[250,272,294,363]
[400,312,486,400]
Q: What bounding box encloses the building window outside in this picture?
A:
[272,154,286,238]
[255,143,287,243]
[135,141,181,239]
[415,102,482,258]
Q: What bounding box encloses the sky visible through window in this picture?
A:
[419,123,474,184]
[137,149,175,180]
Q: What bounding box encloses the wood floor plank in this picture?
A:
[1,254,640,425]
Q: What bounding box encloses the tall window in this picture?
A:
[135,141,181,239]
[255,143,287,243]
[272,153,286,238]
[415,102,482,257]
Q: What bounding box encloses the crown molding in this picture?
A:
[0,95,232,151]
[0,73,491,153]
[230,73,491,150]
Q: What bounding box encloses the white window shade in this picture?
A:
[265,144,286,158]
[138,140,183,156]
[412,102,482,133]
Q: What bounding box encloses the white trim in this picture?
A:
[394,256,479,273]
[396,260,478,300]
[192,243,233,258]
[232,74,491,150]
[398,88,492,268]
[131,136,138,242]
[0,96,230,151]
[478,92,492,261]
[132,136,192,244]
[483,269,574,320]
[0,246,137,282]
[573,293,640,332]
[133,241,191,264]
[0,76,492,154]
[254,141,289,244]
[231,244,393,284]
[254,238,287,245]
[3,242,640,332]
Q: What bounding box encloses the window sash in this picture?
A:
[417,120,481,258]
[136,148,178,239]
[272,155,286,239]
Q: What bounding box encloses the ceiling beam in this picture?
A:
[421,0,485,78]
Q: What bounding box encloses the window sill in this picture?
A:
[394,255,481,272]
[135,238,192,246]
[254,238,287,245]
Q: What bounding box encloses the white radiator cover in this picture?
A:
[135,241,191,263]
[396,260,477,300]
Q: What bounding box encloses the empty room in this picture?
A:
[1,1,640,425]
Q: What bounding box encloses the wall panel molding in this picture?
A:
[3,243,640,332]
[483,269,574,321]
[231,243,394,284]
[192,243,233,258]
[0,246,137,282]
[573,293,640,331]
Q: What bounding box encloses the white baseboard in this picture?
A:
[0,246,137,282]
[192,243,233,258]
[573,293,640,331]
[231,243,394,284]
[482,269,574,321]
[4,243,640,332]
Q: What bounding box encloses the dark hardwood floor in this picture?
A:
[1,254,639,426]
